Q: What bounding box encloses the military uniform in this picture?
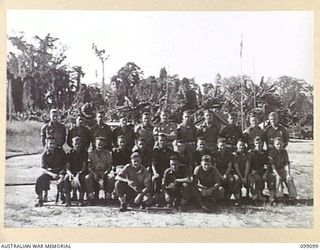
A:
[265,125,289,149]
[115,163,152,204]
[41,121,66,147]
[151,147,176,193]
[112,125,135,149]
[162,164,200,205]
[35,147,66,196]
[220,125,243,152]
[90,123,113,150]
[268,148,297,198]
[193,165,224,200]
[134,124,155,149]
[197,122,220,152]
[243,125,265,150]
[85,149,114,199]
[67,125,91,149]
[176,123,197,152]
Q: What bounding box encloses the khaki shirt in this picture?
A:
[118,164,151,188]
[88,149,112,175]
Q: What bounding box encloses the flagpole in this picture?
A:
[240,33,244,131]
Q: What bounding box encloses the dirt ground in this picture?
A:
[4,140,313,228]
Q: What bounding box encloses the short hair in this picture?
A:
[274,137,283,143]
[269,112,278,119]
[160,109,169,115]
[50,109,58,114]
[170,155,179,161]
[72,136,82,143]
[96,111,105,116]
[142,112,150,117]
[46,136,55,142]
[217,137,226,143]
[136,137,146,142]
[117,135,126,140]
[249,113,257,119]
[201,155,212,162]
[95,136,105,142]
[182,110,191,116]
[197,136,206,141]
[254,136,262,143]
[158,133,167,140]
[176,139,185,144]
[237,138,245,144]
[131,152,140,159]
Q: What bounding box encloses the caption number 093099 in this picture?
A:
[300,244,319,248]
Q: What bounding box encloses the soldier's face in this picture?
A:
[270,116,279,127]
[201,162,210,171]
[47,139,56,151]
[96,114,104,124]
[50,112,58,122]
[120,118,127,126]
[118,138,126,148]
[274,140,283,150]
[158,138,166,148]
[228,116,235,125]
[142,115,150,125]
[73,140,81,151]
[218,141,226,151]
[197,140,206,151]
[237,141,245,152]
[250,117,258,126]
[76,117,83,126]
[137,140,145,149]
[170,160,178,171]
[131,157,141,168]
[96,140,104,151]
[254,140,263,151]
[182,113,190,123]
[204,112,212,123]
[160,113,168,122]
[177,143,185,153]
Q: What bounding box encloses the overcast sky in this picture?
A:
[6,10,314,85]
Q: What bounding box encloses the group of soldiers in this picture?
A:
[35,108,298,212]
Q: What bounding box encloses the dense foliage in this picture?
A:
[7,33,313,129]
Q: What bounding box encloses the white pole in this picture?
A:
[240,33,244,131]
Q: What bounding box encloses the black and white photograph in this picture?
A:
[5,10,314,228]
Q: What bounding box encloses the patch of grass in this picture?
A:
[6,120,43,155]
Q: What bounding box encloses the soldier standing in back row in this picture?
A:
[134,112,155,149]
[197,109,220,153]
[220,112,243,152]
[41,109,66,148]
[153,110,177,149]
[67,114,91,150]
[265,112,289,150]
[243,113,265,151]
[177,110,197,153]
[90,111,113,151]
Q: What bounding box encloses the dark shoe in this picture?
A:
[166,203,173,208]
[71,195,78,201]
[119,203,128,212]
[35,200,43,207]
[140,202,146,210]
